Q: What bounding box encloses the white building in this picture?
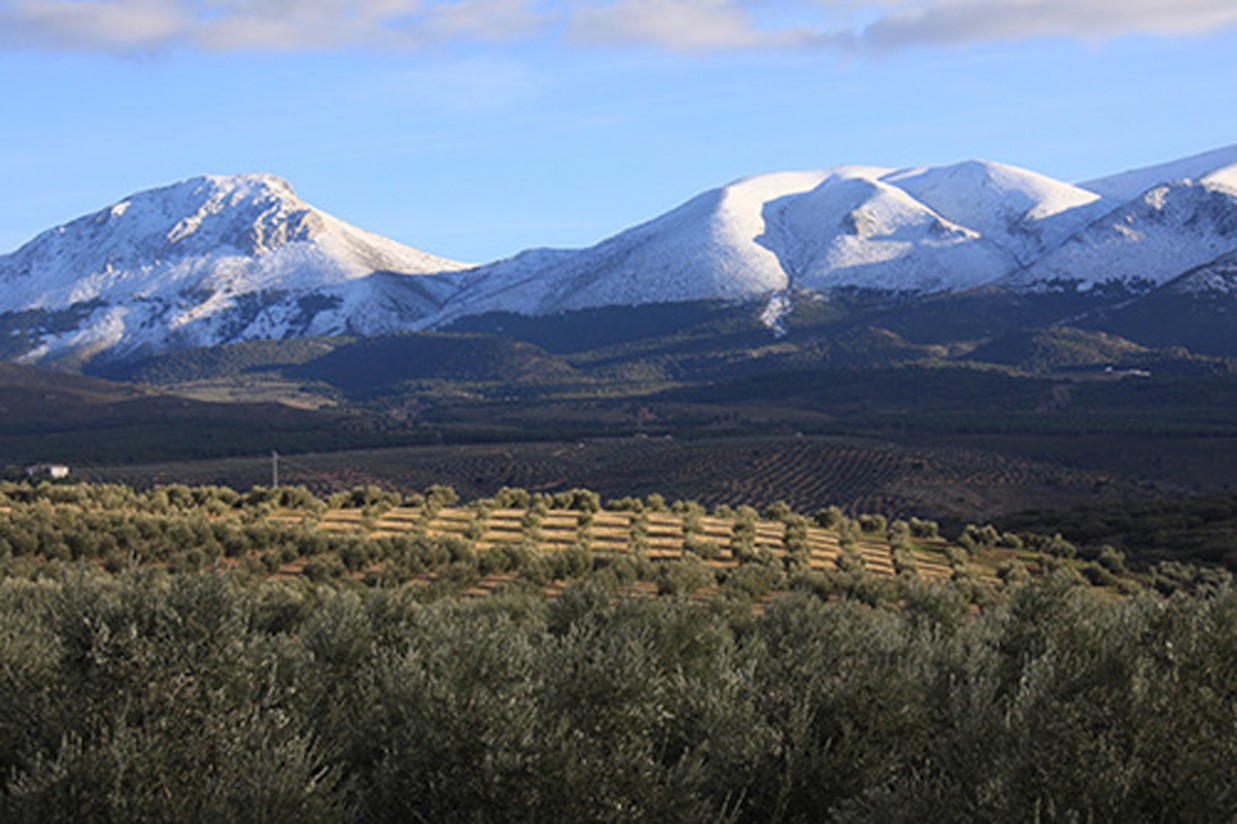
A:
[25,464,70,480]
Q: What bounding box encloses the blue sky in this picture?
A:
[2,1,1236,263]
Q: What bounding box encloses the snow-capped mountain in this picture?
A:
[3,144,1237,365]
[435,171,825,322]
[430,160,1110,325]
[0,174,467,362]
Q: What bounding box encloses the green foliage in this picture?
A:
[858,513,888,535]
[783,514,811,558]
[722,563,786,601]
[1097,544,1127,574]
[837,547,866,574]
[554,488,601,512]
[492,486,531,509]
[520,508,544,542]
[683,536,721,561]
[764,500,793,522]
[957,523,1001,554]
[815,506,846,529]
[729,519,758,562]
[6,560,1232,824]
[422,484,458,512]
[890,546,919,578]
[657,556,716,596]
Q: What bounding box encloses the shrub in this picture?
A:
[814,506,846,529]
[657,557,715,596]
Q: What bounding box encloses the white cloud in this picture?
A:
[0,0,558,53]
[424,0,553,43]
[1,0,1235,55]
[861,0,1237,49]
[567,0,1237,53]
[568,0,816,51]
[0,0,192,54]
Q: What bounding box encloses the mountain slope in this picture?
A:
[962,327,1150,371]
[431,160,1110,325]
[759,166,1016,293]
[0,174,467,363]
[1081,144,1237,201]
[434,171,829,322]
[1005,174,1237,293]
[884,160,1109,264]
[1079,249,1237,356]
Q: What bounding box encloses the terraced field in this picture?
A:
[0,480,1139,606]
[267,503,991,586]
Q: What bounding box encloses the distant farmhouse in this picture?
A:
[25,463,70,480]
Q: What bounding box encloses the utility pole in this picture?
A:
[271,450,279,489]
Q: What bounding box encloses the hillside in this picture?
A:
[0,481,1170,597]
[44,302,1233,524]
[0,361,406,467]
[1079,251,1237,356]
[961,327,1151,371]
[2,482,1231,820]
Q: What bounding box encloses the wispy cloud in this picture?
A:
[0,0,558,54]
[568,0,818,52]
[0,0,193,53]
[861,0,1237,49]
[1,0,1235,56]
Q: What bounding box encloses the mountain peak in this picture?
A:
[884,159,1103,220]
[0,173,467,362]
[93,172,324,258]
[157,172,297,197]
[199,171,296,192]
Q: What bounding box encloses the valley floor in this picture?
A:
[78,433,1159,524]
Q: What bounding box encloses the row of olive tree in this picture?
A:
[2,568,1233,821]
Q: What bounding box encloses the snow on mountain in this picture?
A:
[760,166,1015,293]
[431,160,1107,324]
[434,171,829,322]
[1164,249,1237,296]
[0,174,467,361]
[1004,176,1237,293]
[883,160,1108,264]
[6,145,1237,364]
[1081,144,1237,201]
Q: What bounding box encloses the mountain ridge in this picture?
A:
[3,145,1236,364]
